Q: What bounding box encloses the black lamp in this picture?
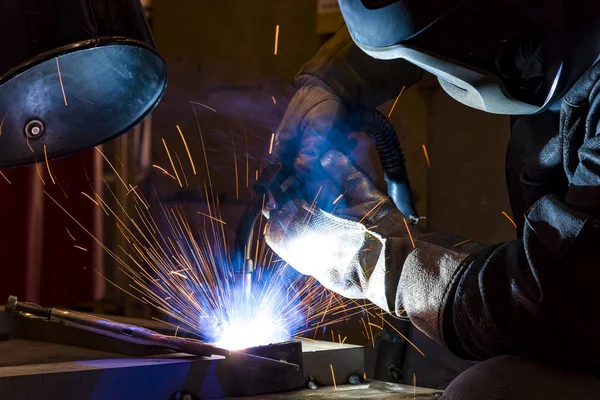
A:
[0,0,167,168]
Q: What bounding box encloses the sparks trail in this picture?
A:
[230,134,239,199]
[189,101,217,113]
[42,116,429,355]
[388,86,406,118]
[0,171,10,184]
[81,191,100,206]
[422,144,431,168]
[177,125,197,175]
[454,238,473,247]
[330,364,337,389]
[153,164,176,180]
[43,144,56,185]
[0,111,9,137]
[403,218,415,248]
[174,151,189,187]
[274,25,280,55]
[55,58,68,106]
[269,133,275,155]
[502,211,517,228]
[162,139,183,188]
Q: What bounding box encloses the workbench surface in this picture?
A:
[233,381,443,399]
[0,310,443,399]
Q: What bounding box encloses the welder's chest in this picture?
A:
[506,111,568,234]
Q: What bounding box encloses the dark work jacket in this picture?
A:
[298,27,600,372]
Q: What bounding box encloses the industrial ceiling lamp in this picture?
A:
[0,0,168,168]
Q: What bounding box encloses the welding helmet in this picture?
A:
[0,0,167,168]
[339,0,600,115]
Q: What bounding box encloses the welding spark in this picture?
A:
[66,227,76,241]
[330,364,337,390]
[177,125,196,175]
[413,373,417,399]
[269,133,275,154]
[81,192,99,206]
[0,111,9,137]
[196,211,227,225]
[153,165,176,180]
[55,58,68,107]
[125,186,138,197]
[43,145,56,185]
[403,218,415,248]
[43,115,428,356]
[271,96,277,105]
[422,144,431,168]
[332,193,344,205]
[0,171,11,184]
[76,97,94,106]
[189,101,217,113]
[388,86,405,118]
[162,139,183,188]
[502,211,517,228]
[274,25,280,55]
[453,238,472,247]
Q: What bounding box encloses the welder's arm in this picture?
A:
[270,27,421,184]
[268,61,600,368]
[267,144,600,369]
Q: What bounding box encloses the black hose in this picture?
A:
[361,109,419,223]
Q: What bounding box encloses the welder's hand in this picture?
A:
[265,150,410,311]
[270,81,355,182]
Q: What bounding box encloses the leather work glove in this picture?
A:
[268,27,422,210]
[265,150,411,312]
[269,81,354,182]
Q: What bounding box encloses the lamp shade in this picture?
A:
[0,0,167,168]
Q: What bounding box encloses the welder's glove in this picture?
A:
[269,27,422,196]
[269,81,353,183]
[265,150,411,312]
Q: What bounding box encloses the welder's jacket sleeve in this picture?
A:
[377,63,600,371]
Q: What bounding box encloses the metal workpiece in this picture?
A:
[0,305,307,399]
[5,296,299,372]
[0,305,394,399]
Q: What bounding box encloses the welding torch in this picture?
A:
[232,109,421,300]
[232,163,302,301]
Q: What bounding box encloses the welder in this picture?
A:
[264,0,600,398]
